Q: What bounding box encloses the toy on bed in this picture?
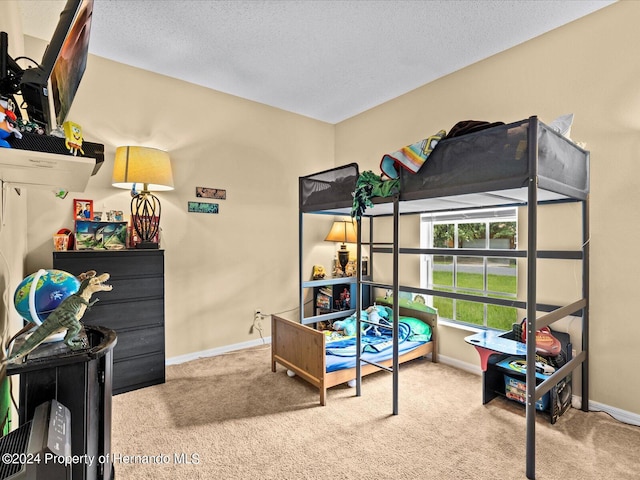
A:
[332,304,390,337]
[325,304,434,366]
[332,317,356,336]
[329,304,433,351]
[364,306,385,336]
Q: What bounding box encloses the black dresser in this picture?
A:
[53,249,165,394]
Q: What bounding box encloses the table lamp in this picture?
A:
[112,146,174,249]
[325,220,357,276]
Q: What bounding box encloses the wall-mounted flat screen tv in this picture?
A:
[20,0,93,134]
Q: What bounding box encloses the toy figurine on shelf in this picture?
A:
[0,97,22,148]
[63,120,84,156]
[312,265,326,280]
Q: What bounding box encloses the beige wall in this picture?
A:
[335,1,639,415]
[5,1,638,417]
[20,40,335,357]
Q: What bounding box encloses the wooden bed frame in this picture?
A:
[271,302,437,405]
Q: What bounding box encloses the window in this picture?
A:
[420,208,517,330]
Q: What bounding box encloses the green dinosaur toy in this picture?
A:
[6,270,112,363]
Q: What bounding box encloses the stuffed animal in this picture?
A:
[362,305,382,336]
[333,316,357,336]
[333,305,390,337]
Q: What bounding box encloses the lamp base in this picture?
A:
[135,241,159,250]
[338,248,350,277]
[131,190,161,250]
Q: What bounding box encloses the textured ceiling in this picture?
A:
[18,0,615,124]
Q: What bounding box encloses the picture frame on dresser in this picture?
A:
[74,220,128,250]
[73,198,93,220]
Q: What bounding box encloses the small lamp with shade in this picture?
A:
[324,219,357,276]
[112,146,174,249]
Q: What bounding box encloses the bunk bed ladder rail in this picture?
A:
[355,194,402,415]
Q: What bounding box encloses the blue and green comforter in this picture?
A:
[325,309,432,373]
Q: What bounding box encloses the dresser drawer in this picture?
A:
[53,250,164,278]
[82,297,164,330]
[101,276,163,301]
[112,326,164,361]
[113,353,165,394]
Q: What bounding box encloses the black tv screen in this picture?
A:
[20,0,93,134]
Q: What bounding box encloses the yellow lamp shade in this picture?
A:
[325,220,357,244]
[112,146,174,191]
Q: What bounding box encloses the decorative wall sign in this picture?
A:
[188,201,219,214]
[196,187,226,200]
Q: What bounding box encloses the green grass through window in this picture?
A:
[432,270,517,330]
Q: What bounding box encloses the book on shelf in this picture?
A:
[319,286,332,297]
[316,293,331,309]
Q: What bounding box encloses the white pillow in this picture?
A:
[549,113,574,138]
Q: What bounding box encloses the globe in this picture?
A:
[14,269,80,324]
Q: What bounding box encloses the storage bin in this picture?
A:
[504,375,549,411]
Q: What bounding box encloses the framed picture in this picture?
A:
[187,201,219,214]
[196,186,226,200]
[75,221,128,250]
[73,198,93,221]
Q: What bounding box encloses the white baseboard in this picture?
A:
[438,355,640,427]
[166,336,272,366]
[586,399,640,426]
[437,354,483,375]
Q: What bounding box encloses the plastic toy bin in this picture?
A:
[504,375,549,411]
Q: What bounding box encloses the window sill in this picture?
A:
[437,318,503,334]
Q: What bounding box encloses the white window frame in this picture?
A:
[419,207,518,329]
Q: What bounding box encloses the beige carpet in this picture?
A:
[112,346,640,479]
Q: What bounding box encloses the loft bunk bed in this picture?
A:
[296,116,589,480]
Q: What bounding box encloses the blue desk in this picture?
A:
[464,330,527,371]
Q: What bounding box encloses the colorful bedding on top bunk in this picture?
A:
[323,304,433,373]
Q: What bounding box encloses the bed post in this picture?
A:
[299,210,304,323]
[392,193,400,415]
[525,116,539,480]
[582,195,590,410]
[355,214,363,397]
